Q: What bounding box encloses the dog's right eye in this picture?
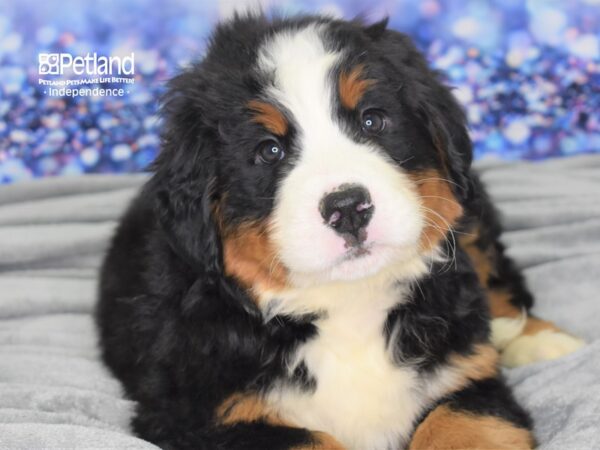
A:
[361,109,387,135]
[255,139,286,165]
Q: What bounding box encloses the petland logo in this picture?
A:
[38,52,135,97]
[39,52,134,75]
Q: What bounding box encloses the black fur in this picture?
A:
[462,175,535,311]
[446,377,533,430]
[96,13,533,449]
[385,246,490,372]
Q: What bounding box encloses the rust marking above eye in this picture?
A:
[339,64,376,109]
[247,100,288,136]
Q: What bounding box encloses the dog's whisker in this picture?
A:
[420,209,458,273]
[421,218,456,273]
[395,156,415,166]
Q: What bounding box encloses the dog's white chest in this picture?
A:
[266,285,424,450]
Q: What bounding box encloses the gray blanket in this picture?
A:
[1,156,599,449]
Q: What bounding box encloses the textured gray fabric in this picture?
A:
[0,157,599,449]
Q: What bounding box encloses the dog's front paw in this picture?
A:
[500,330,585,368]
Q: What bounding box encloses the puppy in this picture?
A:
[97,14,583,450]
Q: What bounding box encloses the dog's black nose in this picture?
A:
[320,184,374,241]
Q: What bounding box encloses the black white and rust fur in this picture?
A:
[96,14,583,450]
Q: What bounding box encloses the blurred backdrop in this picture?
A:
[0,0,599,183]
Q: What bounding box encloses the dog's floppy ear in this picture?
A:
[367,25,473,197]
[146,71,222,276]
[416,80,473,198]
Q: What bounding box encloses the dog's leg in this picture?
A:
[215,392,345,449]
[132,394,345,450]
[459,181,584,367]
[409,378,534,450]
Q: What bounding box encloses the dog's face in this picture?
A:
[152,16,472,299]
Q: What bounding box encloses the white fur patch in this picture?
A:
[257,25,424,287]
[501,330,585,368]
[266,277,423,450]
[491,314,585,367]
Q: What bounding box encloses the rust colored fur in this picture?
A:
[248,100,288,135]
[409,406,534,450]
[338,65,375,109]
[410,169,464,251]
[217,394,344,449]
[459,228,565,334]
[217,393,282,425]
[448,344,499,387]
[221,220,288,298]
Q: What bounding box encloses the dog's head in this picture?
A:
[149,15,472,307]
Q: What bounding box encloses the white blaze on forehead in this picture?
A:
[257,24,339,135]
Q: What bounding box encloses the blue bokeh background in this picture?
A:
[0,0,599,183]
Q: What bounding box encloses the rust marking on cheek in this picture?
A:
[221,220,288,300]
[248,100,288,136]
[339,64,375,109]
[409,169,464,251]
[409,405,534,450]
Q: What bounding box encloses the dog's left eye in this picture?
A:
[255,139,286,165]
[361,109,386,134]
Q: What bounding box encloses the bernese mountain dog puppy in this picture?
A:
[96,14,584,450]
